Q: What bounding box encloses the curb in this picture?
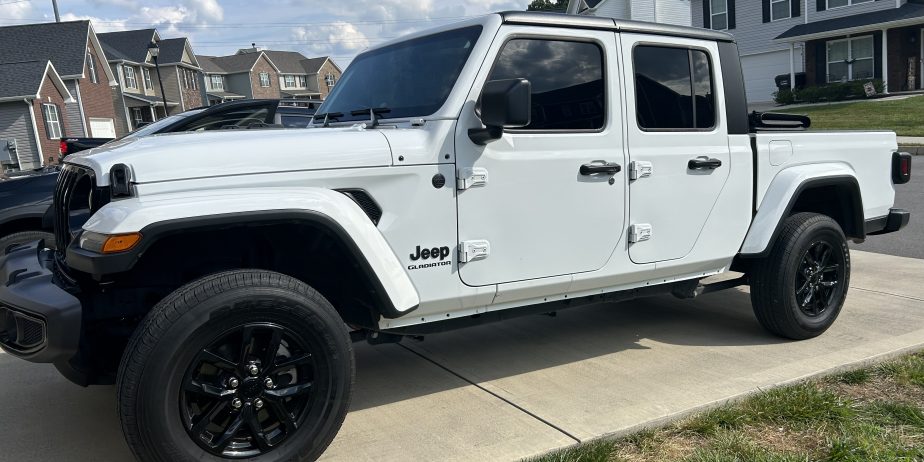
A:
[898,145,923,155]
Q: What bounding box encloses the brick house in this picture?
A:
[0,61,74,170]
[0,21,119,140]
[263,51,343,104]
[197,51,282,105]
[99,29,206,132]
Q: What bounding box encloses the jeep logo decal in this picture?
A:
[408,245,451,270]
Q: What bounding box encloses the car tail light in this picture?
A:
[59,140,67,156]
[892,152,911,184]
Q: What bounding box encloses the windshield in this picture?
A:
[119,110,204,140]
[318,25,483,123]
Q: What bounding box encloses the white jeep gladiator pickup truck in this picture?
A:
[0,11,912,462]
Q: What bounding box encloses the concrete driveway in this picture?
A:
[2,250,923,461]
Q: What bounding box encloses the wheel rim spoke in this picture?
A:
[243,406,271,451]
[265,381,313,399]
[795,240,843,318]
[269,353,312,375]
[191,401,229,438]
[262,328,282,370]
[185,380,235,399]
[268,400,298,432]
[213,412,245,451]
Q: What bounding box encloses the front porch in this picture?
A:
[123,93,179,130]
[776,2,924,93]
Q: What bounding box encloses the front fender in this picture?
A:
[740,163,861,256]
[73,188,420,317]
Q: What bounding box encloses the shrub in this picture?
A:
[788,79,885,104]
[773,89,795,105]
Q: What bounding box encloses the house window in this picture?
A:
[771,0,790,20]
[86,53,97,84]
[260,72,270,87]
[633,46,716,130]
[42,104,62,139]
[284,75,296,88]
[131,107,143,126]
[325,72,336,88]
[298,76,307,87]
[143,68,153,90]
[826,36,874,83]
[710,0,728,30]
[123,66,137,89]
[827,0,872,8]
[186,70,198,90]
[210,75,224,91]
[487,38,605,130]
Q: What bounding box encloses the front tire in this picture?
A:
[750,213,850,340]
[117,270,353,462]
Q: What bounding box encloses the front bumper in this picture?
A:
[0,240,81,364]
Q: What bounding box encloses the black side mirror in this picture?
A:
[469,78,531,145]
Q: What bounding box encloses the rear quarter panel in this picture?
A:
[754,131,897,221]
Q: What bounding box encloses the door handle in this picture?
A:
[580,161,622,176]
[688,157,723,170]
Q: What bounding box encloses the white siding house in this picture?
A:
[569,0,693,26]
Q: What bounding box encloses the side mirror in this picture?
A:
[469,78,531,145]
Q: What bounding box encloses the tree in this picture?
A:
[527,0,568,12]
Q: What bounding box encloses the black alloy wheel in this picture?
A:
[794,241,844,318]
[180,323,322,458]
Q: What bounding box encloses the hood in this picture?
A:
[66,127,393,185]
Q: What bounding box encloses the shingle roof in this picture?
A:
[158,38,188,64]
[0,60,48,98]
[97,29,157,63]
[776,2,924,40]
[0,21,91,77]
[195,53,261,74]
[263,50,310,74]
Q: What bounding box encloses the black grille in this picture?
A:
[338,189,382,225]
[0,307,46,352]
[54,165,107,250]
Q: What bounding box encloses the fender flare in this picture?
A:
[740,163,863,257]
[68,188,420,318]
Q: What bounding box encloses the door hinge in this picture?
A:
[459,240,491,263]
[457,167,488,190]
[629,161,653,180]
[628,224,652,243]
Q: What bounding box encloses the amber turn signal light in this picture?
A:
[101,233,142,254]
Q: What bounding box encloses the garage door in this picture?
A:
[89,118,116,138]
[741,50,803,104]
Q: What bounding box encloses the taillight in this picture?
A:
[59,140,67,156]
[892,152,911,184]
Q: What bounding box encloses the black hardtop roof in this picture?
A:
[499,11,735,43]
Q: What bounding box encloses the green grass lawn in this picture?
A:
[531,352,924,462]
[785,96,924,137]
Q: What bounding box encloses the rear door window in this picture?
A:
[633,46,715,130]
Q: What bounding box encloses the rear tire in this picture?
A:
[0,230,55,252]
[117,270,353,462]
[750,213,850,340]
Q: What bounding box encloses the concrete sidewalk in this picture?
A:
[2,250,923,461]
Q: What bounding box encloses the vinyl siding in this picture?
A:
[160,66,182,115]
[592,0,629,20]
[812,0,898,23]
[0,103,39,170]
[587,0,690,26]
[63,79,85,137]
[657,0,693,25]
[227,73,254,98]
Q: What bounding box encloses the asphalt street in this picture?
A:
[852,160,923,259]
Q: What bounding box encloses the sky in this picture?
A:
[0,0,533,68]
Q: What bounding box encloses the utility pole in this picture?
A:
[52,0,60,22]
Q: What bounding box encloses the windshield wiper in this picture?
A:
[312,112,343,128]
[350,107,391,128]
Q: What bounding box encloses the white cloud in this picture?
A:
[60,13,129,32]
[0,1,34,20]
[291,21,371,55]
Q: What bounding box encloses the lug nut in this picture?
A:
[231,398,243,409]
[264,378,274,389]
[254,399,264,410]
[228,378,239,389]
[247,364,259,376]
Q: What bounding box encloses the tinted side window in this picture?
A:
[488,39,605,130]
[633,46,715,130]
